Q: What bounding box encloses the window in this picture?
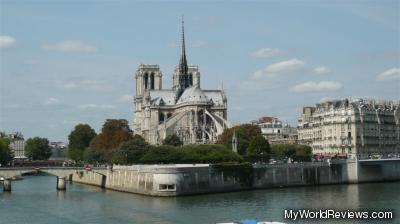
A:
[189,73,193,86]
[159,184,175,191]
[150,73,155,89]
[144,73,149,89]
[159,113,165,124]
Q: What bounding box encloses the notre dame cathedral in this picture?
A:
[133,19,230,145]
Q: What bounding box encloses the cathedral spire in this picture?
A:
[178,15,188,79]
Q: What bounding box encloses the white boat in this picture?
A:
[216,222,286,224]
[258,222,286,224]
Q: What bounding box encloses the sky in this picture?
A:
[0,0,399,142]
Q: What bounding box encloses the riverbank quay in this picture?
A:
[70,159,400,196]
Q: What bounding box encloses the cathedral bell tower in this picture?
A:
[133,64,162,134]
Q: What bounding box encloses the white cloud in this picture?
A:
[251,48,284,58]
[63,82,79,89]
[265,58,305,73]
[377,67,400,81]
[251,58,305,80]
[313,66,330,75]
[44,97,60,105]
[43,41,97,53]
[78,104,116,110]
[62,80,110,91]
[117,94,132,103]
[319,96,338,102]
[290,81,342,92]
[0,35,16,48]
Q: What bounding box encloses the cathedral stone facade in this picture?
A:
[133,20,230,145]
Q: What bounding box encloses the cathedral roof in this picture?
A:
[149,87,226,107]
[150,90,176,106]
[177,85,208,104]
[203,90,225,106]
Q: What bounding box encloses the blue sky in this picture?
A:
[0,0,399,142]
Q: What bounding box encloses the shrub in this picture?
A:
[271,144,312,162]
[139,144,243,164]
[118,135,149,164]
[162,134,183,146]
[140,145,184,164]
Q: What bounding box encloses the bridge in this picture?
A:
[0,167,108,192]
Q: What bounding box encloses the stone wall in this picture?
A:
[70,161,400,197]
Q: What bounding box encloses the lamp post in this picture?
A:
[261,152,264,164]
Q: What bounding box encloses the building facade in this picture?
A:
[0,132,26,159]
[257,117,298,144]
[298,99,400,159]
[133,19,230,145]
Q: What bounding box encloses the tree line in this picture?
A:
[0,119,312,166]
[0,136,52,166]
[217,124,312,163]
[67,119,242,165]
[65,119,311,165]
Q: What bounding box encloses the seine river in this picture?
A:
[0,175,398,224]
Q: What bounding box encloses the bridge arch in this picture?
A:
[0,167,108,192]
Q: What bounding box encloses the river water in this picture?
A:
[0,175,398,224]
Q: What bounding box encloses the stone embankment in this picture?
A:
[71,160,400,196]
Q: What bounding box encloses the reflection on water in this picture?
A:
[0,175,398,224]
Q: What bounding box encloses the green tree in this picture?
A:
[83,148,107,164]
[90,119,132,150]
[247,134,271,162]
[162,134,183,147]
[0,138,13,166]
[25,137,52,160]
[67,149,84,162]
[67,124,96,161]
[139,144,243,164]
[217,124,261,156]
[119,135,149,164]
[270,144,312,162]
[180,144,243,163]
[106,148,125,165]
[292,145,312,162]
[139,145,182,164]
